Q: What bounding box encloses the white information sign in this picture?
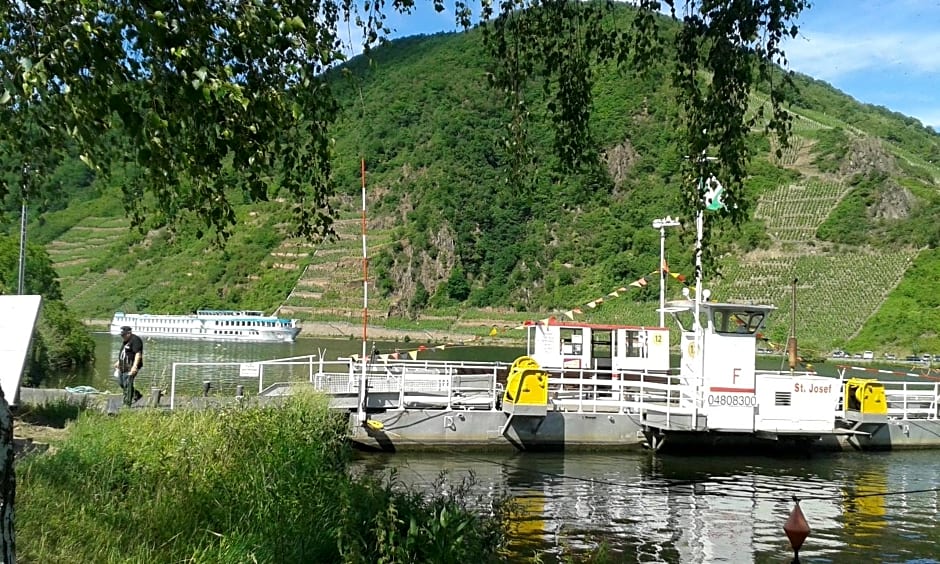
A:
[239,362,261,378]
[0,295,42,404]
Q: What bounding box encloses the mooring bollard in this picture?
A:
[202,381,212,397]
[150,387,162,407]
[235,384,244,399]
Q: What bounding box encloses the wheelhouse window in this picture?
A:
[713,309,765,335]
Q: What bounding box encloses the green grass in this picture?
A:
[17,394,512,563]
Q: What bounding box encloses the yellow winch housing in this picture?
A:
[502,356,549,416]
[844,377,887,415]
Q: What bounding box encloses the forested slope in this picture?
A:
[5,20,940,354]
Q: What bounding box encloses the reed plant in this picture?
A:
[17,394,512,563]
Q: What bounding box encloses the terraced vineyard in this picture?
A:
[754,179,848,242]
[45,216,128,309]
[716,250,917,349]
[276,214,396,324]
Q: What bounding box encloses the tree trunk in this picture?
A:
[0,387,15,564]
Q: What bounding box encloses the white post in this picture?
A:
[357,158,368,425]
[658,224,665,328]
[693,207,705,429]
[170,364,177,410]
[652,216,680,327]
[18,162,28,295]
[694,208,704,333]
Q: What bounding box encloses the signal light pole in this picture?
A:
[652,216,680,327]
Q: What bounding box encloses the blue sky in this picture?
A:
[370,1,939,131]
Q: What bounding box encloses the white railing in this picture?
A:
[170,354,329,409]
[167,356,699,418]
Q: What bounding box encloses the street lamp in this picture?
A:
[652,216,681,327]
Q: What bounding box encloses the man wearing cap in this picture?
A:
[114,326,144,406]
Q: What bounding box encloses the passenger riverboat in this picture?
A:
[110,310,301,343]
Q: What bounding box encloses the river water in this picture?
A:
[354,450,940,563]
[53,335,940,562]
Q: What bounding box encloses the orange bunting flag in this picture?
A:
[563,310,575,320]
[670,272,687,283]
[629,279,644,288]
[572,308,583,315]
[408,350,419,360]
[608,291,619,298]
[617,287,628,293]
[391,352,400,359]
[540,317,552,325]
[662,261,670,273]
[587,300,599,308]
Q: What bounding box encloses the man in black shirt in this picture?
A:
[115,326,144,406]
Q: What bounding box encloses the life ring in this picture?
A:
[687,341,696,358]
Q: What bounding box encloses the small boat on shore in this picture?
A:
[110,310,301,343]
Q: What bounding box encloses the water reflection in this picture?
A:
[352,450,940,563]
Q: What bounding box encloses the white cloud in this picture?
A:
[784,31,940,80]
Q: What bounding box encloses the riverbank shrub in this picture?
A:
[17,394,511,562]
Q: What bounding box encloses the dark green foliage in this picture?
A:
[30,300,95,381]
[0,235,60,299]
[1,1,339,243]
[815,172,882,245]
[434,266,471,306]
[410,282,430,314]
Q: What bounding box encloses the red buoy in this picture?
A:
[784,499,810,556]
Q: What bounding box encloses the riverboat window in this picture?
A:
[591,330,613,370]
[560,328,583,356]
[623,330,648,358]
[713,309,765,335]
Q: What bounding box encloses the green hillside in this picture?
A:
[10,24,940,355]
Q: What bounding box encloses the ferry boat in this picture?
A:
[160,206,940,453]
[110,310,301,343]
[160,295,940,452]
